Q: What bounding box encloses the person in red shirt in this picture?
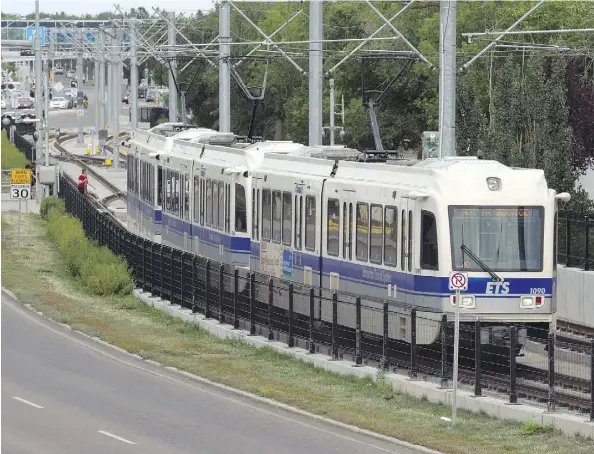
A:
[78,169,88,195]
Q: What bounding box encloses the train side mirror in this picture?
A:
[555,192,571,203]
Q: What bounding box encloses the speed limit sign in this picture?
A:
[11,184,31,199]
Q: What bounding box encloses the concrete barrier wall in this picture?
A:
[556,265,594,328]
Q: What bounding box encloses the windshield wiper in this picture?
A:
[460,244,502,282]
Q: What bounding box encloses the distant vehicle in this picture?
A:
[54,67,64,75]
[67,69,75,78]
[146,89,156,102]
[0,99,6,109]
[16,97,34,109]
[122,93,129,104]
[50,97,68,109]
[63,94,75,109]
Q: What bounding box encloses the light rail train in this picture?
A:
[126,128,570,357]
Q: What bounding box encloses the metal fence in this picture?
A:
[56,173,594,420]
[558,211,594,270]
[9,131,594,419]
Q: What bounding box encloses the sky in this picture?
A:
[2,0,217,16]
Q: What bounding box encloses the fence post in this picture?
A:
[268,277,274,340]
[585,216,590,271]
[548,331,556,412]
[288,283,294,348]
[205,260,211,318]
[440,314,448,388]
[409,309,417,378]
[382,301,389,372]
[249,273,256,335]
[180,252,186,308]
[331,291,338,360]
[233,268,239,329]
[590,339,594,421]
[309,287,315,354]
[474,320,482,396]
[355,297,362,366]
[192,256,198,313]
[509,326,518,404]
[565,215,571,267]
[218,264,224,323]
[159,245,164,299]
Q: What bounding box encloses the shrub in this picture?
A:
[40,196,66,220]
[45,211,134,296]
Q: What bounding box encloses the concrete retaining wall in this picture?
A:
[556,265,594,328]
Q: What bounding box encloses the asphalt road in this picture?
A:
[1,293,431,454]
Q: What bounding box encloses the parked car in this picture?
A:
[16,97,34,109]
[63,94,75,109]
[67,69,75,78]
[50,96,68,109]
[146,89,156,102]
[122,93,129,104]
[54,67,64,75]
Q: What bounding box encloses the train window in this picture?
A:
[157,166,163,207]
[294,195,301,250]
[342,202,347,259]
[272,190,282,243]
[183,174,189,221]
[165,170,172,212]
[235,184,247,233]
[356,203,369,262]
[327,198,340,256]
[225,183,230,232]
[282,192,292,246]
[421,211,438,270]
[262,189,271,241]
[255,189,260,240]
[305,196,316,251]
[206,179,212,226]
[218,181,225,230]
[252,188,256,238]
[401,209,406,271]
[174,172,181,217]
[193,177,200,223]
[370,204,383,264]
[384,207,397,267]
[200,179,205,225]
[408,210,413,272]
[213,181,219,229]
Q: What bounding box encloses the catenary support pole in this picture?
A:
[219,1,231,132]
[308,0,323,147]
[76,30,84,144]
[329,78,335,146]
[438,0,457,158]
[168,11,178,123]
[34,0,43,164]
[112,27,121,168]
[130,20,139,130]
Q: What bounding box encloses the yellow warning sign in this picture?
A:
[11,169,31,185]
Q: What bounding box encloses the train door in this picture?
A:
[251,176,262,271]
[401,197,416,305]
[340,189,356,295]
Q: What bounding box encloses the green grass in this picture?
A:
[1,129,31,170]
[1,212,593,454]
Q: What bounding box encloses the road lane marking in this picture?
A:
[98,431,137,445]
[12,397,44,409]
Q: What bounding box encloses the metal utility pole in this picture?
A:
[95,53,101,138]
[438,0,457,158]
[219,0,231,132]
[308,0,323,147]
[34,0,43,164]
[106,32,112,133]
[130,21,139,130]
[167,11,178,123]
[329,78,335,146]
[76,30,84,144]
[49,30,55,74]
[99,29,106,131]
[112,27,122,168]
[44,70,50,168]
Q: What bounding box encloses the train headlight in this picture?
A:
[520,296,535,309]
[460,295,476,309]
[486,177,501,191]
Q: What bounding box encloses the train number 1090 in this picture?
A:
[529,288,546,295]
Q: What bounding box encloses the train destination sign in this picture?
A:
[451,207,542,218]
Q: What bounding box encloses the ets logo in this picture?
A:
[485,281,510,295]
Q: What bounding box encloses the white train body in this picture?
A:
[126,129,564,347]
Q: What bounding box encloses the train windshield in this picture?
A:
[448,206,544,272]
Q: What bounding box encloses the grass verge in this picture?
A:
[1,129,31,170]
[1,211,593,454]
